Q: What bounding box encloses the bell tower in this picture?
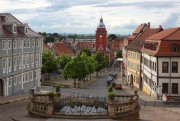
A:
[95,17,107,55]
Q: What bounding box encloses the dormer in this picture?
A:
[13,23,17,33]
[1,15,8,22]
[3,22,17,34]
[17,24,28,34]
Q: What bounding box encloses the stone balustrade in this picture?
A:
[27,91,140,120]
[28,93,54,116]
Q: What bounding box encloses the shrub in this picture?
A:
[108,84,113,92]
[107,92,115,99]
[47,91,56,100]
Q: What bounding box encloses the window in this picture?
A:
[35,53,38,64]
[26,73,28,82]
[32,39,35,47]
[35,70,38,79]
[13,56,17,70]
[2,58,6,69]
[18,75,22,84]
[162,83,168,94]
[8,40,11,49]
[36,39,39,47]
[18,55,22,67]
[171,44,179,52]
[23,55,26,68]
[31,54,34,65]
[25,27,28,34]
[14,76,17,85]
[23,39,26,48]
[8,58,12,68]
[27,39,30,48]
[18,40,22,48]
[13,40,17,49]
[172,62,178,73]
[162,62,168,73]
[2,40,6,50]
[29,72,33,81]
[8,78,12,87]
[13,25,16,33]
[172,83,178,94]
[26,54,30,67]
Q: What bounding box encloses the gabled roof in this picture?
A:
[147,27,180,40]
[127,27,162,51]
[129,23,147,39]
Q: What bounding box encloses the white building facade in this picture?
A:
[0,13,43,97]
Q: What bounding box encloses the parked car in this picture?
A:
[115,84,122,90]
[107,76,113,82]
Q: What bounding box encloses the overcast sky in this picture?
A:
[1,0,180,35]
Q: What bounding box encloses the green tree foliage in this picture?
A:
[42,49,58,80]
[108,34,117,42]
[93,52,108,76]
[116,50,122,58]
[80,48,91,56]
[44,36,55,44]
[57,54,71,70]
[63,54,87,87]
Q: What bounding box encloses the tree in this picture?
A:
[63,54,87,88]
[44,36,55,44]
[108,34,117,42]
[42,49,58,80]
[116,50,122,58]
[80,48,91,56]
[93,52,108,76]
[56,54,71,70]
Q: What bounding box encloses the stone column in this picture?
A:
[108,101,115,118]
[47,102,54,116]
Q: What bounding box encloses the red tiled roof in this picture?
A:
[43,44,49,49]
[129,23,147,39]
[53,42,75,56]
[77,42,95,50]
[127,27,162,51]
[141,27,180,56]
[147,27,180,40]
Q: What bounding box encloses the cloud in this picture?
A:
[1,0,180,34]
[94,1,180,9]
[162,13,180,28]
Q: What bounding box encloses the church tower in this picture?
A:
[95,17,107,55]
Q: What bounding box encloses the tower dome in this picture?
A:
[97,17,105,28]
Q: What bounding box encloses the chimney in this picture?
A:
[148,22,150,28]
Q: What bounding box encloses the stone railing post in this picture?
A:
[108,100,115,118]
[47,102,54,116]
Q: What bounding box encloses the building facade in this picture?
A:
[126,23,162,90]
[141,27,180,97]
[0,13,43,97]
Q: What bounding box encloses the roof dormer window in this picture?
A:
[25,27,28,34]
[13,24,17,33]
[171,44,179,52]
[1,15,8,22]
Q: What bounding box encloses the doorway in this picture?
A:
[0,79,3,96]
[162,83,168,94]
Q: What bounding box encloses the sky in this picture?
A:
[0,0,180,35]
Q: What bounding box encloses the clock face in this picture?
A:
[100,35,102,38]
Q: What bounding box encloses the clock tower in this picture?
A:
[95,17,107,55]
